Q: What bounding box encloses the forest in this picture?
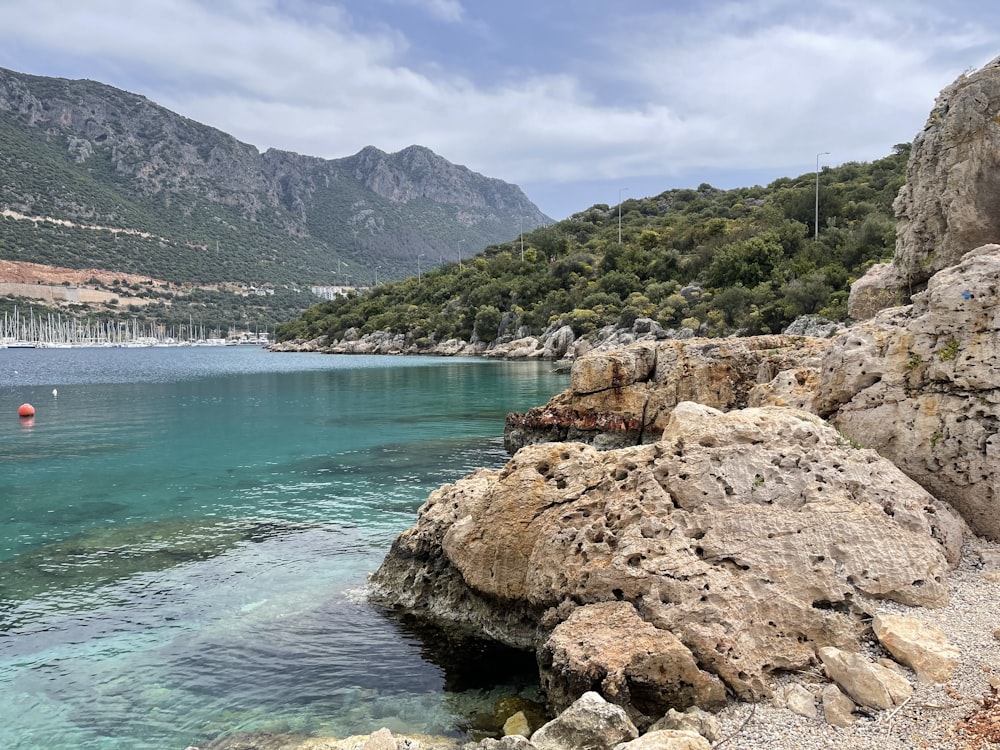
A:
[276,145,909,345]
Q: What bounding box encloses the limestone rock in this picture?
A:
[503,712,532,738]
[818,244,1000,539]
[372,403,960,712]
[821,683,856,728]
[529,692,638,750]
[504,335,831,452]
[780,683,817,719]
[648,707,721,743]
[612,730,711,750]
[471,737,535,750]
[872,613,960,683]
[849,56,1000,318]
[818,647,913,710]
[538,601,726,725]
[361,728,398,750]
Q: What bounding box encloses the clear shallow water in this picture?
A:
[0,347,566,750]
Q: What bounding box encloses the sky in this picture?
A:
[1,1,998,220]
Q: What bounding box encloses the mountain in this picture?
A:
[0,66,550,291]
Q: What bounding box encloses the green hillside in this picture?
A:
[278,146,909,344]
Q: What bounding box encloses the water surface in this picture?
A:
[0,347,565,749]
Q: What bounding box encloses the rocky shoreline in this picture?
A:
[199,58,1000,750]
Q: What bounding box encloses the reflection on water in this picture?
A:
[0,349,566,749]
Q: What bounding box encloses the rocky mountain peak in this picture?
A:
[0,65,550,283]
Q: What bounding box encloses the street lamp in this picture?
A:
[375,265,382,286]
[417,253,425,282]
[618,187,629,244]
[519,216,525,261]
[815,152,830,239]
[458,239,465,269]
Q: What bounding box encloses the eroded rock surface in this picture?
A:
[818,245,1000,539]
[505,335,830,452]
[849,56,1000,319]
[372,403,962,712]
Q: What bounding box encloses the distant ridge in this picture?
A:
[0,66,550,287]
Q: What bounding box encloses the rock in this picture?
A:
[371,402,960,713]
[847,262,908,321]
[201,729,458,750]
[361,728,398,750]
[780,683,817,719]
[849,56,1000,318]
[818,244,1000,540]
[529,692,638,750]
[783,316,845,338]
[821,683,857,728]
[504,335,831,452]
[469,737,535,750]
[648,707,721,743]
[612,730,711,750]
[817,647,913,710]
[538,601,726,726]
[503,712,532,738]
[872,613,960,683]
[541,325,577,360]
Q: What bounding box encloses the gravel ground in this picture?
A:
[710,538,1000,750]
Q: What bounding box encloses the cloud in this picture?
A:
[0,0,996,206]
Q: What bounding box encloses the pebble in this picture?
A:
[708,539,1000,749]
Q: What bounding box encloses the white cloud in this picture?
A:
[0,0,997,214]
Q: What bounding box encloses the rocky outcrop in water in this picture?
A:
[504,335,829,451]
[849,55,1000,319]
[370,402,963,722]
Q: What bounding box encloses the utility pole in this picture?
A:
[618,187,629,244]
[815,152,829,239]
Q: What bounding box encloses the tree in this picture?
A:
[473,305,503,343]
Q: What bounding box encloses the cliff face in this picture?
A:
[849,55,1000,318]
[0,66,549,284]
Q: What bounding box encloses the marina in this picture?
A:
[1,306,269,348]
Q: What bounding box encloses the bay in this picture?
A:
[0,347,567,750]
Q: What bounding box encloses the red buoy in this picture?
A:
[18,403,35,417]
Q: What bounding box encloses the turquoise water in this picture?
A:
[0,347,566,750]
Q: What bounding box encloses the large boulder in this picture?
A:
[817,245,1000,539]
[849,55,1000,319]
[371,402,962,714]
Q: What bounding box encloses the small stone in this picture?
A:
[782,684,818,719]
[613,729,711,750]
[873,613,961,683]
[993,628,1000,642]
[649,707,721,743]
[530,692,638,750]
[818,646,913,710]
[822,683,857,728]
[503,711,531,738]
